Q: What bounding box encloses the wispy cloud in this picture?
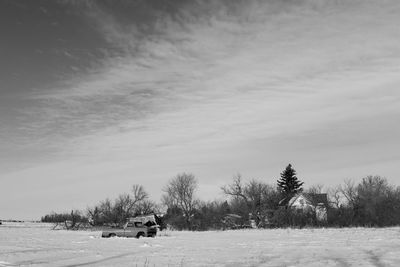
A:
[2,0,400,219]
[29,0,400,148]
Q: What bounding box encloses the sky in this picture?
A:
[1,0,400,220]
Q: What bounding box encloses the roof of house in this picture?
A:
[279,193,328,207]
[278,196,291,206]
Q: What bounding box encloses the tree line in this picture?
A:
[41,164,400,229]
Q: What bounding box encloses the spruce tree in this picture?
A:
[277,164,304,196]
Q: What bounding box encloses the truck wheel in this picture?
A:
[136,232,145,238]
[109,233,116,238]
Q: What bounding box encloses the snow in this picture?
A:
[1,222,400,266]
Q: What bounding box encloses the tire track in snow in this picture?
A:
[0,248,64,255]
[61,251,137,267]
[365,250,386,267]
[330,257,351,267]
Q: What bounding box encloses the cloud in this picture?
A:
[5,0,400,157]
[6,0,400,166]
[2,0,400,218]
[39,0,400,174]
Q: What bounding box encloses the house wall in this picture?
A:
[316,205,327,222]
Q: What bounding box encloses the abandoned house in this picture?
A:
[280,193,328,222]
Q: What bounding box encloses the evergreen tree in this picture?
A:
[277,164,304,196]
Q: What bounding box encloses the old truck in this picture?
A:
[101,215,159,238]
[101,219,157,238]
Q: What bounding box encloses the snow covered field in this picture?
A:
[1,222,400,266]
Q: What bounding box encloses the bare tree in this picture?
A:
[244,179,271,212]
[64,210,86,230]
[162,173,199,229]
[98,198,115,224]
[222,174,280,224]
[339,179,358,207]
[136,199,159,216]
[327,185,342,208]
[114,184,150,223]
[114,193,136,223]
[356,175,396,226]
[357,175,389,198]
[86,206,101,226]
[87,184,150,225]
[131,184,148,204]
[221,174,248,202]
[305,184,324,194]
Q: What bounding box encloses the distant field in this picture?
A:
[1,222,400,266]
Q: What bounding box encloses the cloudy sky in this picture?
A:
[1,0,400,220]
